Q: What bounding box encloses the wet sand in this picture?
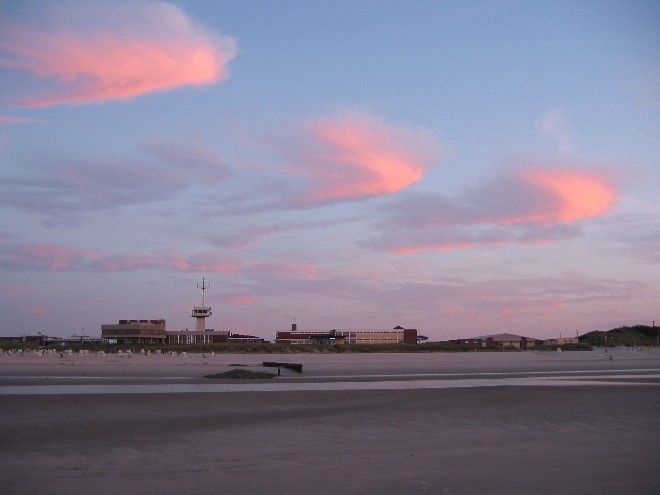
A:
[1,350,659,494]
[2,347,659,383]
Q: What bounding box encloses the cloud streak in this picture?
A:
[373,275,647,326]
[0,241,238,274]
[501,168,616,225]
[0,1,237,106]
[0,240,320,280]
[372,165,617,253]
[0,139,229,221]
[0,115,44,124]
[57,139,230,206]
[286,112,441,205]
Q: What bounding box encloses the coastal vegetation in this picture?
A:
[579,325,659,348]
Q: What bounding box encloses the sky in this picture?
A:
[1,0,659,341]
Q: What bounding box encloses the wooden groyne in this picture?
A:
[263,361,303,373]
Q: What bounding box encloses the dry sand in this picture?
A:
[1,349,659,494]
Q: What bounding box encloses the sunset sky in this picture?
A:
[1,0,659,341]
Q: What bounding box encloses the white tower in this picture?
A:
[191,277,212,332]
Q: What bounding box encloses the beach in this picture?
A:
[1,349,659,494]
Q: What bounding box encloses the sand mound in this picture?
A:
[205,369,276,380]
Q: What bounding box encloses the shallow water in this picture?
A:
[1,370,658,394]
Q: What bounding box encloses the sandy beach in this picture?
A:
[2,347,659,382]
[1,349,659,494]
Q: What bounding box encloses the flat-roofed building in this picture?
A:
[166,329,229,344]
[479,333,537,350]
[276,325,417,345]
[544,337,579,345]
[0,335,49,345]
[276,328,345,345]
[101,319,167,344]
[227,333,267,343]
[448,338,484,349]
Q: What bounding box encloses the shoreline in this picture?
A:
[1,349,659,494]
[1,348,658,388]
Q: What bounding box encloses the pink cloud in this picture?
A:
[99,252,238,274]
[434,306,459,317]
[292,112,441,204]
[0,115,44,124]
[16,243,105,271]
[178,253,239,274]
[366,276,642,335]
[97,256,160,273]
[224,294,257,305]
[31,307,48,317]
[0,2,237,106]
[504,169,616,225]
[372,164,618,254]
[393,242,477,255]
[247,262,317,277]
[208,219,343,250]
[1,241,238,274]
[498,300,563,317]
[4,286,40,297]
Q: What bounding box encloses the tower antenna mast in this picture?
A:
[191,277,212,332]
[197,277,210,307]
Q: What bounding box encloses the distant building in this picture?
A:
[449,338,484,349]
[0,335,105,345]
[544,337,579,345]
[166,329,229,344]
[166,330,266,345]
[276,328,346,345]
[479,333,537,350]
[227,333,267,344]
[448,333,537,350]
[101,319,167,344]
[0,335,49,345]
[101,319,267,345]
[99,277,269,346]
[276,324,417,345]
